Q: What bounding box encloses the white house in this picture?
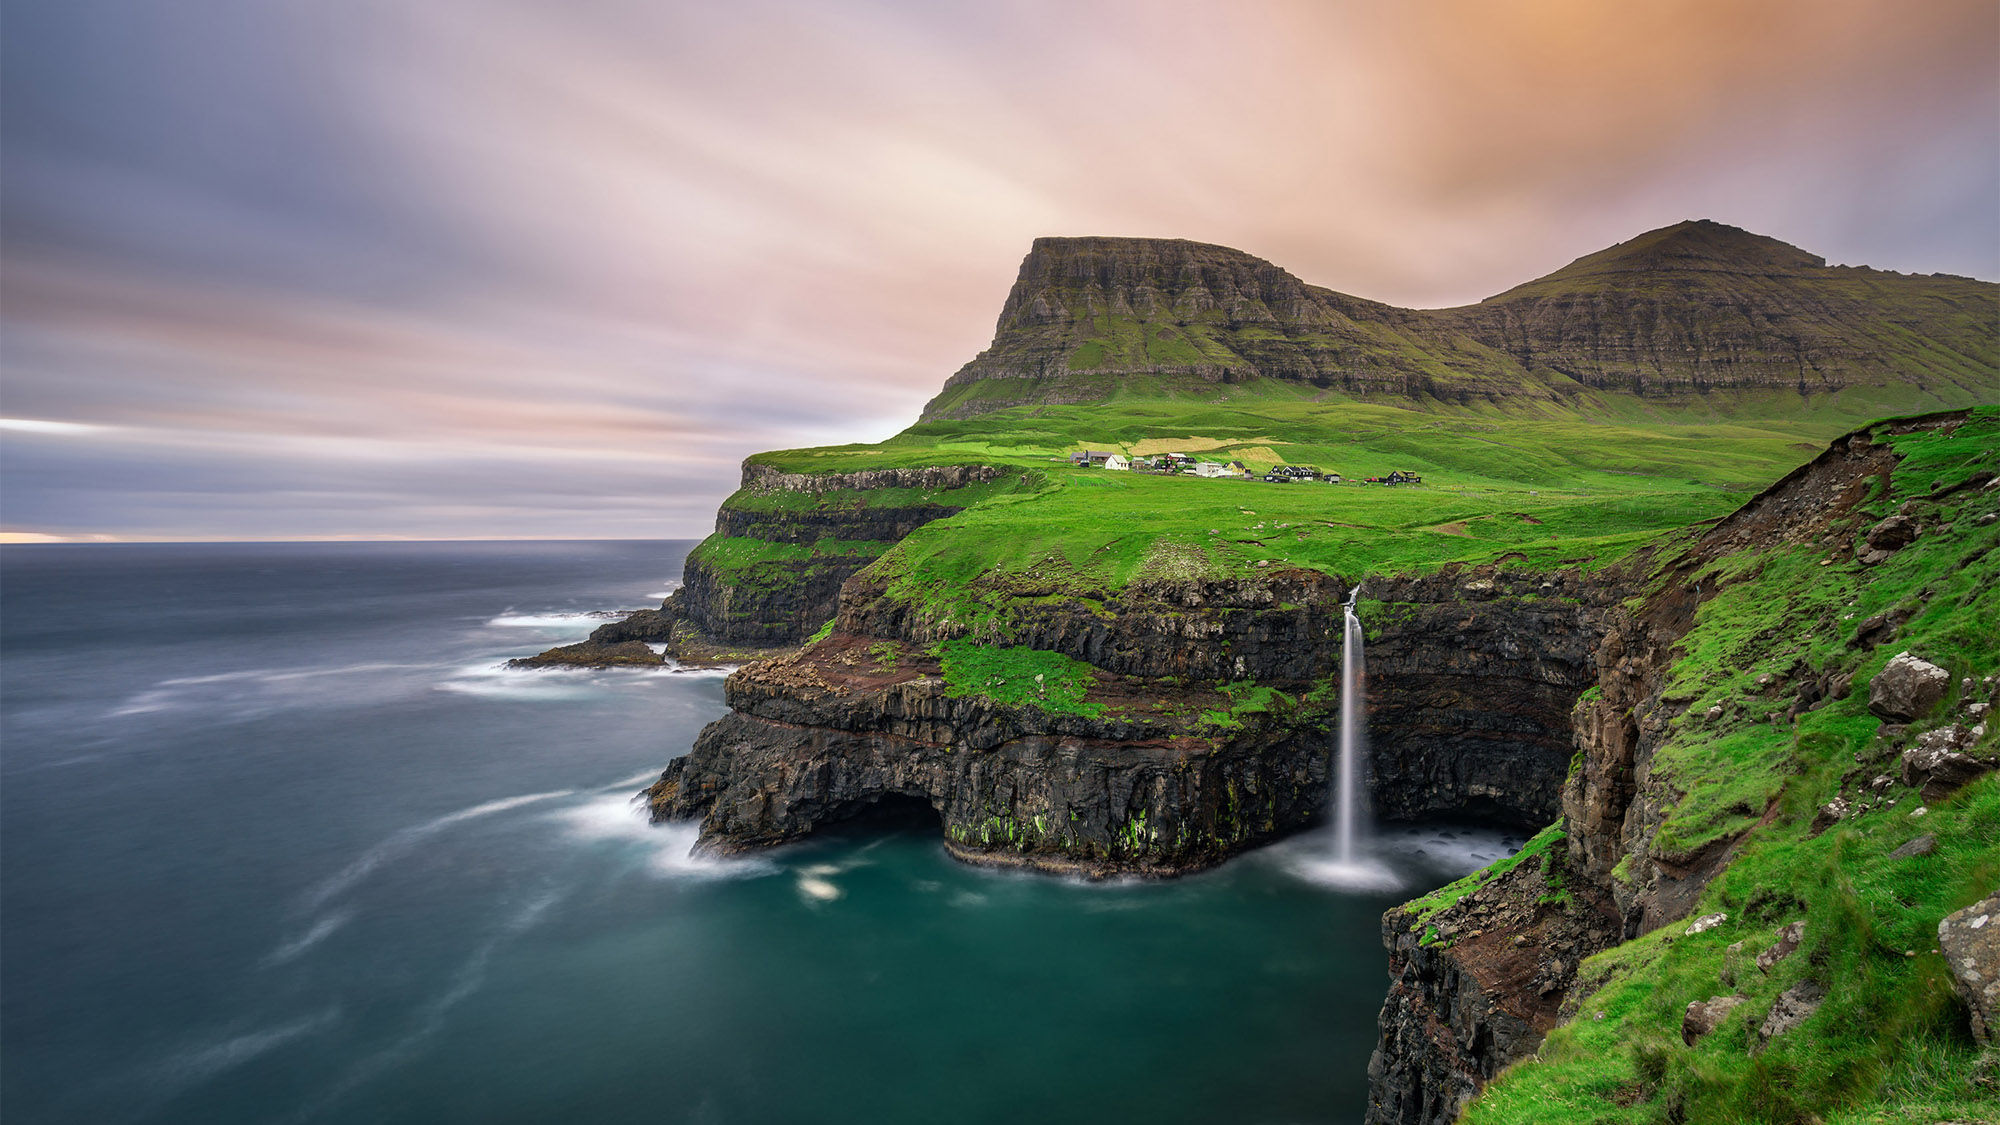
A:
[1103,454,1130,471]
[1193,461,1229,478]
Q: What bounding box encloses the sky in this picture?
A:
[3,0,1996,542]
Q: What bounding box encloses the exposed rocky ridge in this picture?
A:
[920,222,1998,421]
[1362,410,1980,1124]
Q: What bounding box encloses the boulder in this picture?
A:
[1939,891,2000,1046]
[1756,921,1806,973]
[1865,513,1918,552]
[1683,994,1747,1044]
[1869,652,1951,721]
[1756,980,1827,1048]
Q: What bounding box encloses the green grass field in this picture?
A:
[724,391,1883,630]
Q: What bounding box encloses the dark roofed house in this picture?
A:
[1069,450,1117,466]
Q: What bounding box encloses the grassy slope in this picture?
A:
[741,392,1857,641]
[1466,409,2000,1125]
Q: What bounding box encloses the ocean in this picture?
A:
[1,540,1517,1124]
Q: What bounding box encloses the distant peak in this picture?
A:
[1519,220,1827,288]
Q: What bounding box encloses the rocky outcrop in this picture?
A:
[506,639,662,667]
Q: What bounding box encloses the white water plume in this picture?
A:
[555,791,774,880]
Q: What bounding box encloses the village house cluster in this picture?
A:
[1065,449,1422,485]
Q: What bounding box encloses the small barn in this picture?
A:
[1103,454,1130,471]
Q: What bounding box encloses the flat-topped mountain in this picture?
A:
[921,220,1998,421]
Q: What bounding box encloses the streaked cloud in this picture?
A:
[2,0,1993,539]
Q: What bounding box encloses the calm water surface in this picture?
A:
[1,541,1516,1124]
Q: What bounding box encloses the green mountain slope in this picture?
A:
[919,221,1998,426]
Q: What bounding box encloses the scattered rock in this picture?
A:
[1757,921,1807,973]
[1901,726,1993,802]
[1756,980,1828,1048]
[1756,673,1776,690]
[1889,834,1937,859]
[1683,994,1748,1044]
[1869,652,1952,721]
[1938,890,2000,1047]
[1865,513,1919,552]
[1851,610,1911,649]
[1685,912,1729,936]
[1706,704,1726,722]
[1811,797,1851,833]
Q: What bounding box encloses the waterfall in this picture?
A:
[1334,586,1367,863]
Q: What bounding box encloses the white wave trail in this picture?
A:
[602,768,665,790]
[161,1007,341,1085]
[263,911,353,967]
[300,790,575,911]
[112,663,431,716]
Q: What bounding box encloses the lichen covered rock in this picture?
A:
[1939,890,2000,1047]
[1870,651,1952,721]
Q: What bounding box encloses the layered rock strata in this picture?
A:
[648,566,1621,872]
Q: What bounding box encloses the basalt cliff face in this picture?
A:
[516,464,1022,666]
[1363,410,1992,1125]
[919,221,1998,421]
[649,564,1626,873]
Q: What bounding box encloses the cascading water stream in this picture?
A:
[1334,586,1367,864]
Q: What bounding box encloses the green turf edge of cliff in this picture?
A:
[1459,408,2000,1124]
